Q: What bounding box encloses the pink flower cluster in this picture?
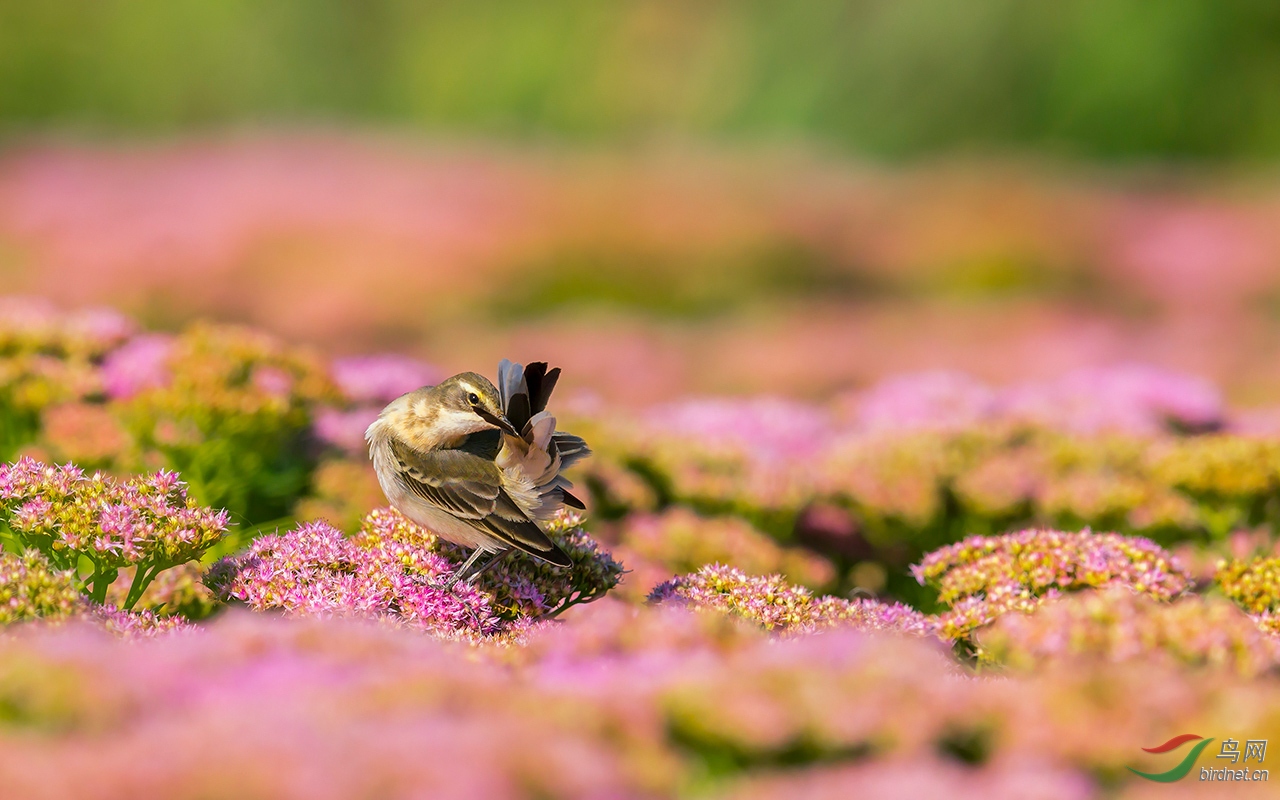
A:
[851,370,998,433]
[100,334,174,399]
[999,365,1223,435]
[427,511,624,619]
[0,550,194,636]
[650,564,932,637]
[0,295,135,357]
[913,529,1190,639]
[1215,555,1280,615]
[209,508,622,639]
[207,519,504,639]
[4,606,1249,799]
[0,457,229,607]
[848,365,1224,436]
[0,550,82,624]
[584,367,1240,564]
[642,397,833,463]
[127,322,338,420]
[605,507,835,601]
[976,588,1280,676]
[88,604,195,638]
[1215,555,1280,638]
[632,365,1222,466]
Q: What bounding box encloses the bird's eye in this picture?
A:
[468,392,480,405]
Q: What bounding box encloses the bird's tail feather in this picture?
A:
[497,359,563,434]
[551,432,591,470]
[495,359,589,519]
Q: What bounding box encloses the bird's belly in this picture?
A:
[397,498,500,551]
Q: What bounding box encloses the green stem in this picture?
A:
[123,561,162,611]
[90,565,110,605]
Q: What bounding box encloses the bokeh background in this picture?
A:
[4,0,1280,406]
[8,7,1280,798]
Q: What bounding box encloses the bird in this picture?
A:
[365,359,591,588]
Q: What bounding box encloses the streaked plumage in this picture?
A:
[366,360,590,583]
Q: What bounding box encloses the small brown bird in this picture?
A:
[365,359,590,586]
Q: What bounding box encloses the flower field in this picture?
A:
[7,2,1280,795]
[3,295,1280,798]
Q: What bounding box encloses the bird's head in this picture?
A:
[368,371,519,451]
[433,372,519,437]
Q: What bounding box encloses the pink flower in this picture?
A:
[208,519,503,638]
[642,397,831,464]
[998,364,1222,434]
[914,528,1191,640]
[651,564,933,637]
[329,354,442,404]
[312,407,379,454]
[851,371,997,433]
[100,334,174,399]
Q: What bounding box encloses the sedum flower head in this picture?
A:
[207,519,503,638]
[0,549,194,637]
[850,370,997,433]
[88,604,195,637]
[650,564,932,637]
[122,323,337,428]
[37,402,132,467]
[1215,555,1280,616]
[951,450,1042,519]
[100,333,174,400]
[212,508,622,639]
[819,434,952,528]
[641,397,832,465]
[609,507,835,602]
[913,528,1190,640]
[471,511,624,618]
[0,551,82,624]
[117,323,340,522]
[0,457,229,574]
[0,296,135,359]
[357,507,624,619]
[0,353,104,417]
[1,299,130,460]
[592,397,830,522]
[1147,436,1280,501]
[998,365,1223,435]
[976,588,1280,676]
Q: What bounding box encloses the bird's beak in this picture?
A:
[474,407,520,437]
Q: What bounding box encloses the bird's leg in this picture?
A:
[463,549,510,585]
[443,548,488,590]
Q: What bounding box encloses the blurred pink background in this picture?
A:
[4,135,1278,406]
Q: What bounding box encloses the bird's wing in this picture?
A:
[388,438,571,565]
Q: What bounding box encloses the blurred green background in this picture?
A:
[4,0,1280,160]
